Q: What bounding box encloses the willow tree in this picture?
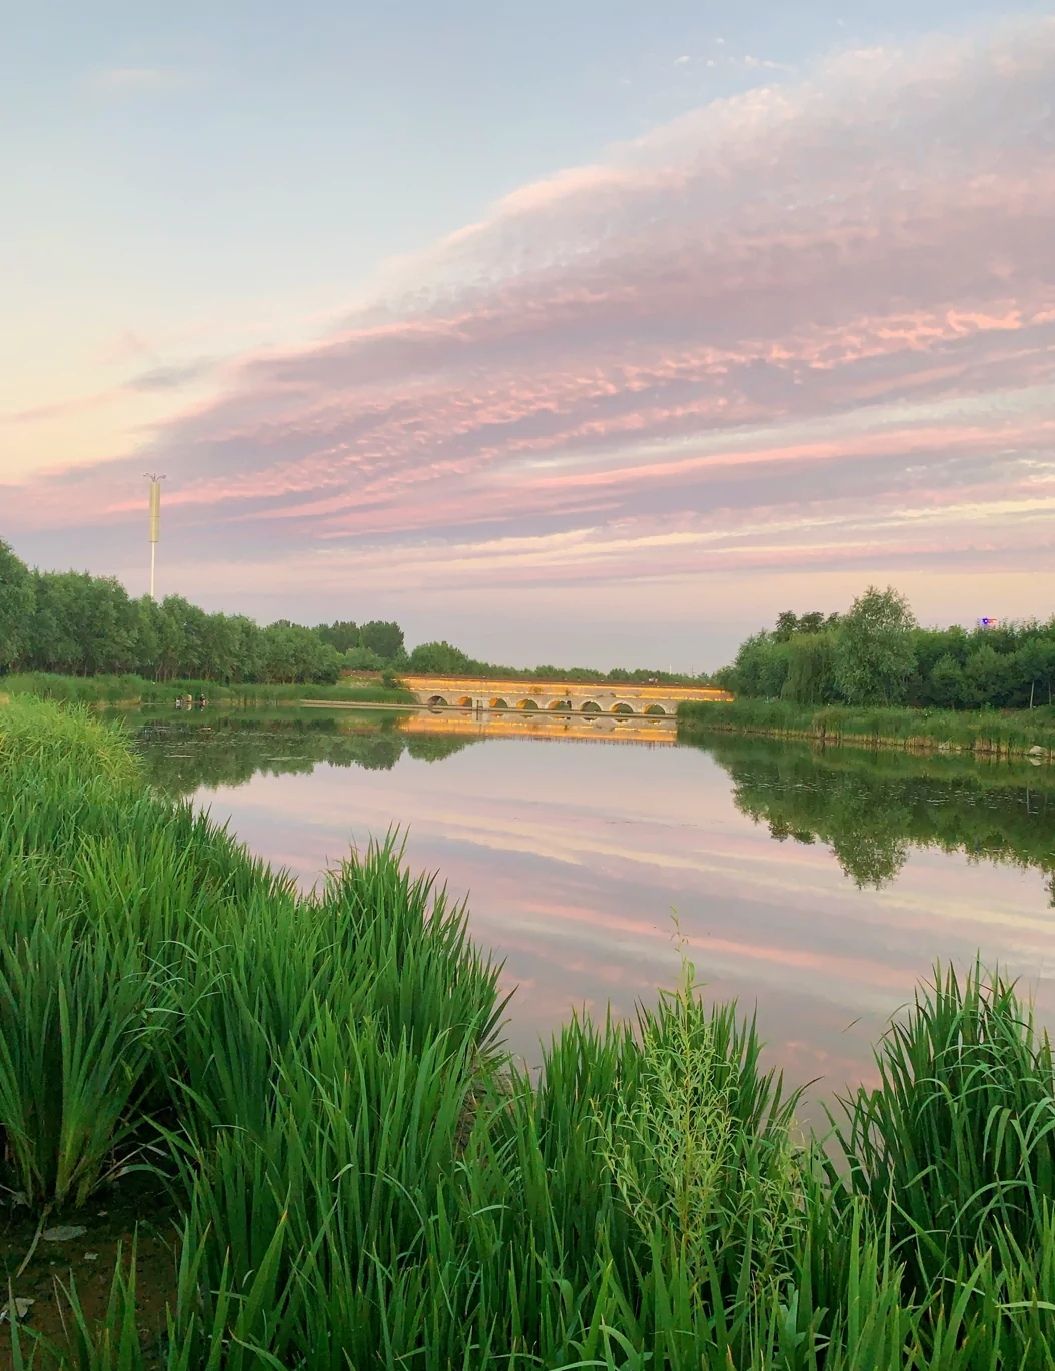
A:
[834,586,917,706]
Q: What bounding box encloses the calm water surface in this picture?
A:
[134,709,1055,1106]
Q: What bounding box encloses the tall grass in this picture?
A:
[831,964,1055,1284]
[4,697,1055,1368]
[0,671,414,708]
[679,696,1055,758]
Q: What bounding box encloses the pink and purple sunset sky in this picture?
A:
[4,1,1054,670]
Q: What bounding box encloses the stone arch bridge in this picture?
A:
[399,675,732,717]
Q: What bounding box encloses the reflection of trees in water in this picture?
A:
[136,717,480,795]
[701,738,1055,896]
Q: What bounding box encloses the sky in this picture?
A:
[3,1,1054,670]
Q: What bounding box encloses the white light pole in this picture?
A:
[144,473,165,600]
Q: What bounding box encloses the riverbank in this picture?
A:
[0,669,415,709]
[4,696,1055,1368]
[679,696,1055,760]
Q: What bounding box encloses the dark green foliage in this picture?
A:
[0,546,379,685]
[313,618,360,652]
[718,585,1055,714]
[358,618,405,660]
[0,539,34,671]
[834,587,917,705]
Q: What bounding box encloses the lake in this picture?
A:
[133,707,1055,1111]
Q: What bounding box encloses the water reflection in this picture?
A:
[704,737,1055,900]
[132,710,1055,1106]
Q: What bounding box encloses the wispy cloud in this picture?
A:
[86,66,188,94]
[9,16,1055,657]
[126,359,215,392]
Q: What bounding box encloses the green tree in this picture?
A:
[79,576,139,674]
[132,596,162,679]
[25,571,82,672]
[341,645,385,671]
[407,640,477,674]
[927,653,965,709]
[0,541,32,671]
[154,597,190,680]
[1016,637,1055,708]
[961,643,1013,709]
[359,619,405,661]
[227,615,264,683]
[728,632,790,698]
[833,586,917,705]
[781,633,837,704]
[315,620,359,653]
[773,611,799,641]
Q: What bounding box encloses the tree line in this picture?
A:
[400,638,703,685]
[715,586,1055,710]
[0,540,704,686]
[0,541,404,685]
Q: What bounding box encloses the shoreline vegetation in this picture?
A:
[0,669,416,709]
[4,696,1055,1368]
[678,697,1055,760]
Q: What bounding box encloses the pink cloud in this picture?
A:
[5,16,1055,650]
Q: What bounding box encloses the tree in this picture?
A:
[1016,637,1055,708]
[927,654,965,709]
[315,620,359,653]
[199,613,241,683]
[341,646,385,671]
[25,571,83,672]
[774,611,799,641]
[728,632,790,698]
[782,633,837,704]
[359,620,405,661]
[407,640,477,674]
[833,586,917,706]
[0,541,32,671]
[961,644,1012,709]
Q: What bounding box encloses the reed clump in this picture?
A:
[3,696,1055,1369]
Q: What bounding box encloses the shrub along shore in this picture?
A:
[679,697,1055,760]
[3,696,1055,1368]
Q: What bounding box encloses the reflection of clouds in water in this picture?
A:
[185,733,1055,1100]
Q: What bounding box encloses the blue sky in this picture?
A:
[4,2,1054,667]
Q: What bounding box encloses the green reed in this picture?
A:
[4,696,1055,1368]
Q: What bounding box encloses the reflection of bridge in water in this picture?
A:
[398,708,678,746]
[399,675,732,718]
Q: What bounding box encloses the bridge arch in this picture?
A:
[580,700,602,714]
[457,696,474,709]
[517,698,539,710]
[644,703,667,716]
[547,698,572,711]
[489,697,509,710]
[426,695,448,708]
[611,702,635,715]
